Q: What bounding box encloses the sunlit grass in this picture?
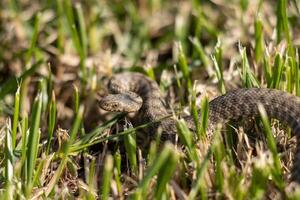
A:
[0,0,299,199]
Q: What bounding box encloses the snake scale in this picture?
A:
[99,72,300,183]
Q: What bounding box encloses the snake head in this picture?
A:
[99,93,143,113]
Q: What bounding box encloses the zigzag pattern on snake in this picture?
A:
[99,72,300,183]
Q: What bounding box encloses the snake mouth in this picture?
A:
[99,94,143,113]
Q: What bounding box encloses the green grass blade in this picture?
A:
[239,45,260,88]
[258,104,284,189]
[190,37,210,71]
[271,53,284,89]
[286,57,294,93]
[73,85,79,114]
[56,0,64,52]
[113,151,122,195]
[26,93,42,176]
[199,95,209,139]
[101,155,114,200]
[214,40,223,72]
[46,91,57,155]
[75,3,88,59]
[296,49,300,96]
[12,86,20,149]
[213,131,225,194]
[240,0,249,11]
[86,158,97,199]
[212,55,226,94]
[276,0,291,44]
[134,144,176,198]
[176,119,193,149]
[123,129,137,174]
[263,56,272,87]
[254,15,264,63]
[4,120,14,199]
[70,113,125,152]
[26,92,43,195]
[248,165,269,199]
[25,12,40,62]
[154,147,179,199]
[176,119,200,164]
[190,83,201,138]
[20,116,28,181]
[286,46,297,94]
[63,0,86,82]
[212,41,226,94]
[177,42,192,90]
[65,105,84,152]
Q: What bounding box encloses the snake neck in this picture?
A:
[134,75,169,122]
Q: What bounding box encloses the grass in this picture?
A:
[0,0,300,199]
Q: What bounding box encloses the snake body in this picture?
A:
[99,72,300,183]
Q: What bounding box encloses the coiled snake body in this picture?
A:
[99,72,300,183]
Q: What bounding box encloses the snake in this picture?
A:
[99,72,300,183]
